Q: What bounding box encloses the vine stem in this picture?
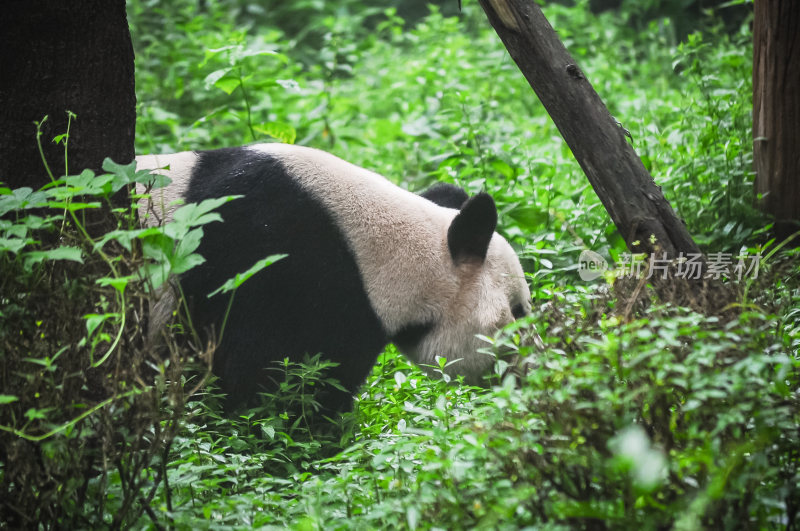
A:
[0,389,141,442]
[238,66,257,141]
[35,115,127,368]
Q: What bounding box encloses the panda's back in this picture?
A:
[163,146,388,409]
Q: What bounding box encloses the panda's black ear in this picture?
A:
[420,183,469,209]
[447,192,497,263]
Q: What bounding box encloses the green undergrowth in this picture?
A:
[0,127,258,526]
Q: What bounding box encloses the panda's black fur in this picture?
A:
[180,148,384,410]
[418,183,469,210]
[137,144,531,413]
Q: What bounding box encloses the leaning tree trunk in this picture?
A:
[0,0,136,197]
[476,0,703,260]
[753,0,800,240]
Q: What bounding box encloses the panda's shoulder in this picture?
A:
[186,145,287,201]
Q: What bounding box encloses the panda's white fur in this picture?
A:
[136,151,196,225]
[247,144,529,379]
[136,144,530,409]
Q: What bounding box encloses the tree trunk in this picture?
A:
[753,0,800,239]
[476,0,703,261]
[0,1,136,195]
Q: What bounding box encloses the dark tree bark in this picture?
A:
[0,1,136,193]
[753,0,800,239]
[476,0,703,260]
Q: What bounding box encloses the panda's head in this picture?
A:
[391,184,531,385]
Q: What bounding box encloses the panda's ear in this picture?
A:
[447,192,497,263]
[420,183,469,209]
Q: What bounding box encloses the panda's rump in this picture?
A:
[181,148,387,406]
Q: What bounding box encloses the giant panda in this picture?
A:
[136,143,531,412]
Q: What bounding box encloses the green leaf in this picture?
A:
[200,45,238,67]
[46,246,85,262]
[84,313,111,337]
[140,231,174,262]
[139,232,178,289]
[253,122,297,144]
[170,196,241,230]
[205,69,241,94]
[507,206,548,231]
[176,227,205,258]
[407,506,420,530]
[44,201,102,211]
[25,408,50,421]
[0,395,19,405]
[93,228,145,253]
[489,157,516,180]
[239,48,284,61]
[215,75,242,95]
[204,67,232,87]
[24,246,83,268]
[0,237,30,254]
[261,425,276,439]
[49,170,117,198]
[52,133,69,145]
[171,251,206,276]
[138,262,172,292]
[208,254,287,297]
[102,158,140,192]
[95,275,132,294]
[61,169,98,186]
[0,188,48,216]
[134,166,172,189]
